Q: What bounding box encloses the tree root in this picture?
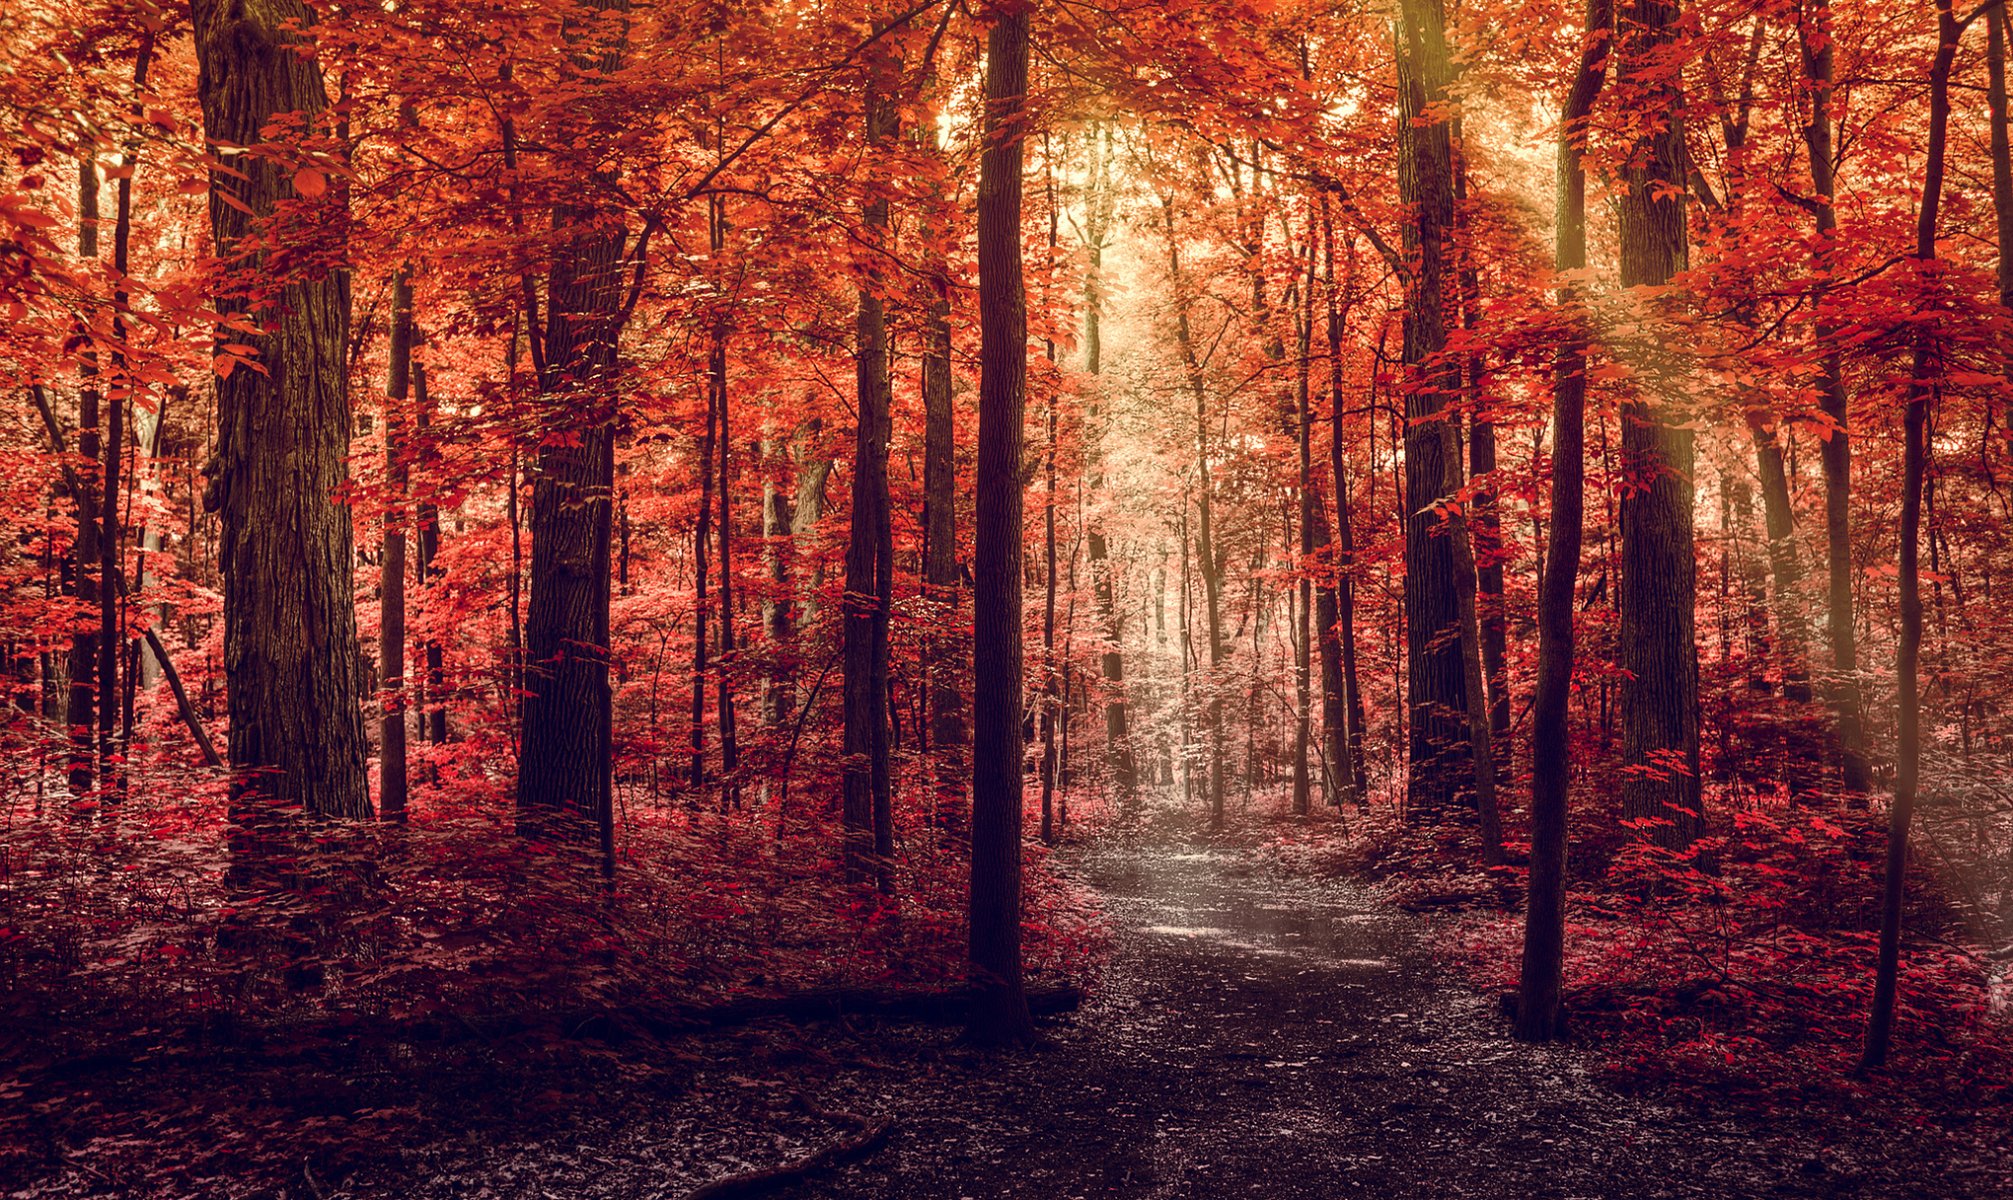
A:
[684,1100,895,1200]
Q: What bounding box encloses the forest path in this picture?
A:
[385,834,2003,1199]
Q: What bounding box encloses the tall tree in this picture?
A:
[1516,0,1612,1043]
[1862,0,1956,1073]
[968,0,1036,1047]
[191,0,370,818]
[844,33,897,891]
[1615,0,1703,854]
[1396,0,1469,821]
[1797,0,1872,795]
[380,271,413,822]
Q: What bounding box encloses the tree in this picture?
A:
[968,0,1037,1047]
[1516,0,1613,1043]
[1615,0,1702,855]
[191,0,370,818]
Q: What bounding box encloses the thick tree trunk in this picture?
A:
[1616,0,1703,855]
[1862,0,1954,1072]
[1516,0,1611,1044]
[1396,0,1467,821]
[191,0,370,818]
[967,0,1036,1047]
[380,272,413,821]
[844,63,896,893]
[1797,0,1872,796]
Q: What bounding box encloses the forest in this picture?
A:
[2,0,2011,1194]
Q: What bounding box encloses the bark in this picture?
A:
[923,232,966,823]
[1862,0,1954,1072]
[692,303,716,792]
[380,272,413,821]
[715,309,740,807]
[1516,0,1611,1044]
[844,53,896,892]
[414,372,447,747]
[69,156,100,797]
[191,0,370,817]
[968,0,1036,1047]
[1292,237,1315,817]
[1324,213,1369,799]
[1797,0,1872,794]
[1396,0,1468,820]
[1616,0,1703,855]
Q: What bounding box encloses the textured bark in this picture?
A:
[1797,0,1871,795]
[1863,0,1954,1072]
[1517,0,1611,1044]
[380,272,413,822]
[69,155,101,798]
[844,57,896,892]
[1292,238,1315,817]
[191,0,370,817]
[968,1,1035,1047]
[1396,0,1468,820]
[1616,0,1702,854]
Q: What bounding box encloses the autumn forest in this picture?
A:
[3,0,2012,1194]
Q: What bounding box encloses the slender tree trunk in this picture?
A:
[1616,0,1703,855]
[968,0,1035,1046]
[192,0,371,819]
[844,59,896,893]
[1397,0,1468,821]
[1798,0,1871,795]
[1080,124,1138,812]
[715,316,740,808]
[69,156,101,798]
[1292,236,1315,817]
[1862,0,1954,1072]
[692,306,715,793]
[380,271,413,821]
[1516,0,1611,1043]
[1326,216,1369,800]
[414,374,446,747]
[923,235,966,828]
[1162,199,1227,829]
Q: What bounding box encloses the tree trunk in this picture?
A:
[1292,235,1315,817]
[380,271,413,821]
[691,320,715,793]
[1797,0,1872,795]
[1162,199,1228,829]
[715,309,740,808]
[191,0,370,818]
[1862,0,1954,1072]
[1516,0,1611,1043]
[1396,0,1467,821]
[1616,0,1703,855]
[968,0,1035,1047]
[923,240,966,827]
[68,156,100,798]
[1080,124,1138,813]
[1325,213,1369,800]
[844,59,896,893]
[414,373,447,747]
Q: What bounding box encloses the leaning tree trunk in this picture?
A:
[191,0,370,818]
[1516,0,1611,1044]
[1862,0,1954,1073]
[1616,0,1703,855]
[967,0,1036,1047]
[1396,0,1468,822]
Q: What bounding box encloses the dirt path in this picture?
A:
[373,840,2009,1199]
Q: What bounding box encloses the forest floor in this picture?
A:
[325,827,2011,1200]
